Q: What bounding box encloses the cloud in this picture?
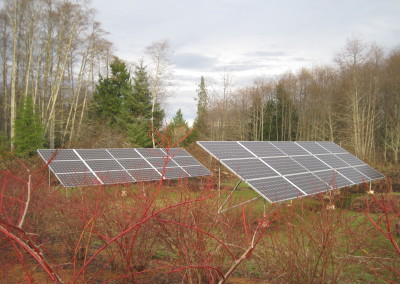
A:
[172,52,218,70]
[247,51,288,57]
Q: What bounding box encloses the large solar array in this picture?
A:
[197,141,384,203]
[37,148,211,187]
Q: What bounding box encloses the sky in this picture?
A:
[94,0,400,125]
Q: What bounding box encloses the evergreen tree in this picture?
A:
[193,76,209,137]
[171,109,187,127]
[123,61,165,147]
[126,60,153,119]
[168,109,197,146]
[91,57,133,125]
[13,96,44,157]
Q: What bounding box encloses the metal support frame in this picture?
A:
[218,179,263,214]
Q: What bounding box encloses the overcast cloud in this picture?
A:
[94,0,400,124]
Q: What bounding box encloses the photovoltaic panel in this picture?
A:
[318,142,348,154]
[354,165,384,180]
[291,155,331,172]
[184,165,213,177]
[56,172,100,187]
[172,156,203,167]
[239,141,285,157]
[96,171,135,184]
[316,154,349,169]
[50,161,90,174]
[146,157,177,168]
[117,158,151,170]
[270,141,309,156]
[136,148,165,158]
[335,153,364,166]
[76,149,113,160]
[37,148,211,187]
[108,148,142,159]
[197,141,255,159]
[285,173,331,195]
[261,157,308,175]
[164,148,191,157]
[197,141,384,203]
[85,159,124,171]
[128,168,161,182]
[313,169,353,188]
[295,141,330,154]
[247,177,305,203]
[222,158,279,180]
[336,167,368,184]
[38,149,80,161]
[157,167,189,179]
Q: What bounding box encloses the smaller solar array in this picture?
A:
[197,141,384,203]
[37,148,211,187]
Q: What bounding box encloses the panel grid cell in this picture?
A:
[313,170,353,189]
[117,158,152,170]
[316,154,349,169]
[197,141,255,159]
[318,142,348,154]
[270,141,310,156]
[96,171,135,184]
[76,149,113,160]
[239,141,286,157]
[222,158,279,180]
[157,167,189,179]
[107,148,142,159]
[336,167,369,184]
[247,177,305,203]
[146,157,178,168]
[173,156,203,167]
[291,155,331,172]
[261,157,308,175]
[38,149,80,161]
[285,173,331,195]
[354,165,384,180]
[295,142,330,154]
[183,165,211,177]
[86,159,124,171]
[335,153,365,166]
[163,148,191,157]
[56,172,100,187]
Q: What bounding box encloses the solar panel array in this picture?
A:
[197,141,384,203]
[37,148,211,187]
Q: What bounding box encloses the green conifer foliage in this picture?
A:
[13,96,44,157]
[193,76,209,138]
[92,57,133,125]
[168,109,197,146]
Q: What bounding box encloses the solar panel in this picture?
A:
[38,148,211,187]
[223,158,278,180]
[197,141,384,203]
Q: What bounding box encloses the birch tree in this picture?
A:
[145,39,171,147]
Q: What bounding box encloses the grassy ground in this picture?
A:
[1,172,399,283]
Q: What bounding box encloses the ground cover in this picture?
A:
[0,157,398,283]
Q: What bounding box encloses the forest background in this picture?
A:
[0,0,399,169]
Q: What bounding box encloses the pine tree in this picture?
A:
[193,76,209,137]
[13,96,44,157]
[168,109,197,146]
[124,60,165,147]
[91,57,133,125]
[126,60,153,119]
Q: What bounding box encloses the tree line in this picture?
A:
[196,39,400,164]
[0,0,180,156]
[0,0,398,165]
